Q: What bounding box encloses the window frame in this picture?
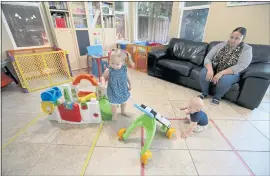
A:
[134,2,138,41]
[1,2,51,49]
[115,2,129,41]
[177,2,211,42]
[135,2,173,42]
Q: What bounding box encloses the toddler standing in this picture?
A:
[100,49,134,120]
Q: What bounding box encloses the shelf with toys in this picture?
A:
[44,1,117,72]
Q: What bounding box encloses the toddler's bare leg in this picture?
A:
[121,103,128,116]
[111,104,117,120]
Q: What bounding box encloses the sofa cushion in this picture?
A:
[229,83,240,91]
[157,59,197,76]
[173,39,208,66]
[189,67,203,80]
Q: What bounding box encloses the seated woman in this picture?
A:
[199,27,253,105]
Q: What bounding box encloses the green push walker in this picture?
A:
[118,104,176,165]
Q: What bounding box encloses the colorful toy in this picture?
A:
[40,74,112,123]
[99,96,112,121]
[118,104,176,165]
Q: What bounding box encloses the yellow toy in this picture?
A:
[78,92,97,103]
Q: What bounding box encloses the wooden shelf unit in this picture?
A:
[43,1,117,71]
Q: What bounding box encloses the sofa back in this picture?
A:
[207,41,270,64]
[249,44,270,64]
[167,38,208,66]
[207,41,222,54]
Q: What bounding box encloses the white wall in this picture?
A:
[1,20,15,61]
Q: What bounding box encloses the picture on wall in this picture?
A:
[227,1,270,7]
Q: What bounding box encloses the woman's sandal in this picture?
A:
[211,98,220,105]
[198,94,207,100]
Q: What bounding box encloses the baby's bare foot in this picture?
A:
[121,112,129,117]
[112,114,117,120]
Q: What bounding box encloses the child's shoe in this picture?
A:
[193,125,208,133]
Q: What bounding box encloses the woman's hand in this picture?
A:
[205,64,214,82]
[206,69,214,82]
[212,72,223,85]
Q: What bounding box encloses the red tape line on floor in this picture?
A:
[168,118,186,120]
[210,119,255,176]
[139,117,185,176]
[140,127,145,176]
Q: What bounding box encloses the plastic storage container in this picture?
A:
[133,41,149,46]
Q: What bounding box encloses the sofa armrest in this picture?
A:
[241,63,270,80]
[147,47,168,76]
[148,46,168,60]
[237,77,270,110]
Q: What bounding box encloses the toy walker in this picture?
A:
[40,74,113,124]
[118,104,176,165]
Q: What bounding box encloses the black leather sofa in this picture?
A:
[147,38,270,110]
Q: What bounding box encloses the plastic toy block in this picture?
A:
[161,124,168,132]
[71,88,77,99]
[41,73,107,124]
[99,96,112,121]
[41,101,55,114]
[63,86,72,102]
[41,87,62,103]
[78,93,97,103]
[64,102,74,110]
[72,74,98,86]
[58,103,82,122]
[78,91,93,97]
[54,100,61,106]
[93,113,99,118]
[81,103,88,110]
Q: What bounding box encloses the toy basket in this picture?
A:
[125,44,136,67]
[134,44,165,72]
[7,47,73,93]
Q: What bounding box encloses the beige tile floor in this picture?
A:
[1,69,270,176]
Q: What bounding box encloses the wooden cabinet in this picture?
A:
[55,29,80,70]
[44,2,81,71]
[103,28,116,50]
[44,1,117,71]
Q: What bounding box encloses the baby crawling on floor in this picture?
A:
[180,97,209,138]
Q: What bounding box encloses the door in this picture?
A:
[55,29,80,71]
